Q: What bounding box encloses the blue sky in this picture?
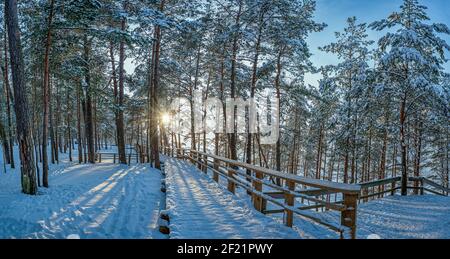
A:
[305,0,450,86]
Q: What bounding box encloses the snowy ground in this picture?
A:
[284,195,450,239]
[1,147,449,239]
[164,157,300,239]
[0,147,164,239]
[355,195,450,239]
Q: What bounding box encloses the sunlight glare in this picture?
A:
[161,113,171,125]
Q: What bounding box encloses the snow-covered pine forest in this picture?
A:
[0,0,449,239]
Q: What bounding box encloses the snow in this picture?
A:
[1,147,449,239]
[290,195,450,239]
[356,195,450,239]
[164,157,300,239]
[0,146,165,239]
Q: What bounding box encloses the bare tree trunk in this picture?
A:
[315,125,323,179]
[413,116,423,195]
[274,48,283,186]
[55,80,60,162]
[83,35,95,163]
[41,0,55,187]
[400,93,408,196]
[1,29,14,168]
[116,18,127,164]
[149,0,165,170]
[66,84,72,162]
[246,7,265,183]
[76,80,83,163]
[5,0,37,194]
[228,0,243,163]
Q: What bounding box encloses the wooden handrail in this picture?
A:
[421,178,450,194]
[190,149,361,194]
[359,176,449,199]
[359,177,402,189]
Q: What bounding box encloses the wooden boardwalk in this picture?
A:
[159,148,449,239]
[163,158,299,239]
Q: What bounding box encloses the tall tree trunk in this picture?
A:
[83,35,95,163]
[55,80,60,162]
[228,0,243,162]
[413,116,423,195]
[246,8,265,181]
[66,84,72,162]
[315,125,323,179]
[379,122,388,196]
[149,0,165,170]
[116,18,127,164]
[76,80,83,163]
[2,29,15,168]
[274,48,283,186]
[5,0,38,194]
[41,0,55,187]
[400,93,408,196]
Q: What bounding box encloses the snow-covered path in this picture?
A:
[164,158,299,239]
[0,163,164,239]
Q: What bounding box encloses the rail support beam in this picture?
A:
[227,165,236,194]
[284,180,295,227]
[341,193,358,239]
[252,171,264,212]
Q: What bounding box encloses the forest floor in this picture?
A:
[0,147,165,239]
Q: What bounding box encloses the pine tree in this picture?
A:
[5,0,38,195]
[370,0,450,195]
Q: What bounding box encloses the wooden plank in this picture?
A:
[423,188,447,196]
[359,177,401,189]
[359,187,400,200]
[422,178,450,193]
[265,188,338,198]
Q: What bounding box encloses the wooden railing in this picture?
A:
[96,152,141,164]
[163,147,361,239]
[360,176,449,201]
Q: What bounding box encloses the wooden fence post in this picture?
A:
[227,164,236,194]
[213,158,219,183]
[113,154,116,164]
[203,154,207,173]
[420,178,424,195]
[284,180,295,227]
[341,193,358,239]
[99,154,102,163]
[391,181,396,196]
[252,171,263,212]
[197,153,202,170]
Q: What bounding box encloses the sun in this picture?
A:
[161,113,171,125]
